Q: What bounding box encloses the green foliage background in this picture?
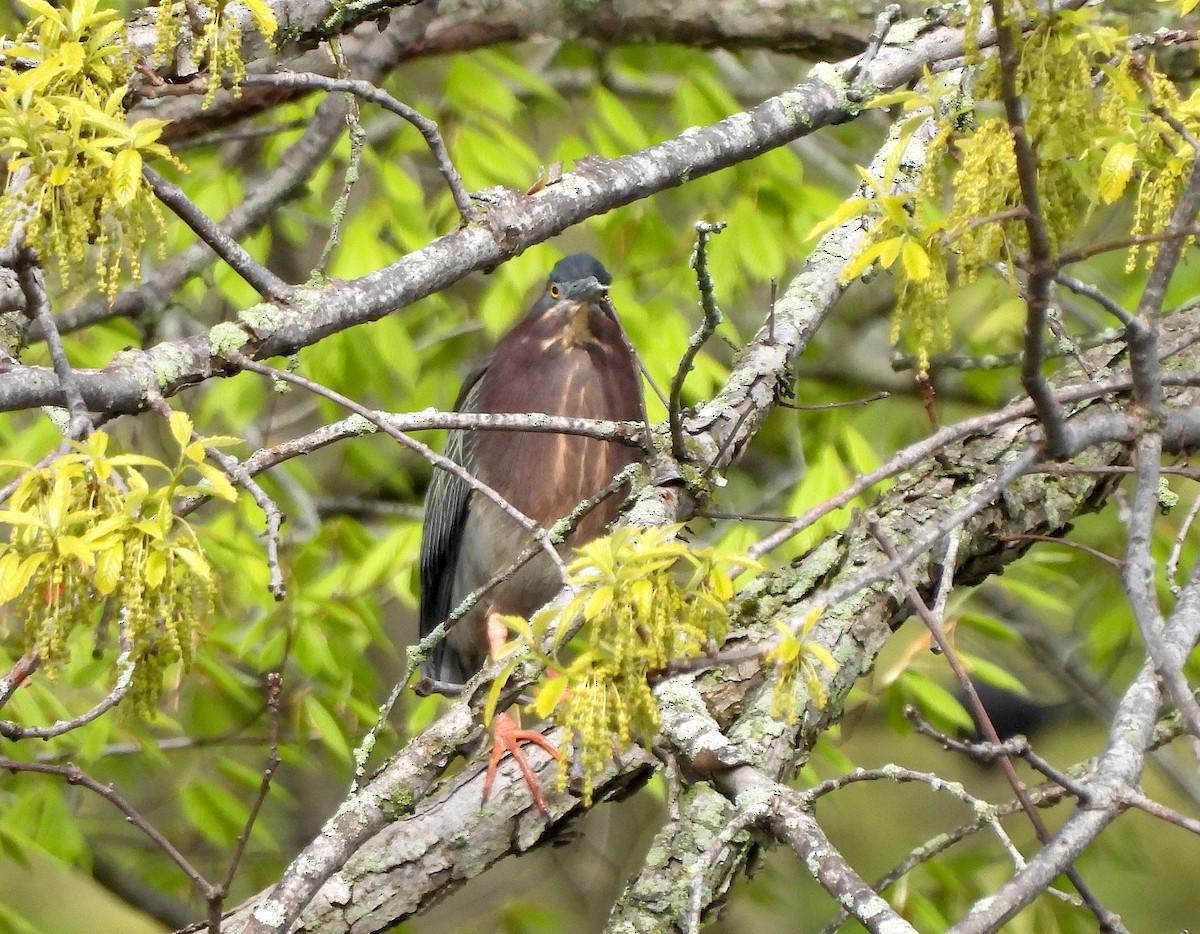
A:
[0,2,1198,933]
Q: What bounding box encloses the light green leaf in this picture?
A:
[94,541,123,595]
[145,548,166,589]
[805,196,869,241]
[110,148,142,207]
[901,238,932,281]
[168,410,193,449]
[1098,141,1136,204]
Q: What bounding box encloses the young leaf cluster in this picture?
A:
[766,604,836,723]
[828,8,1195,370]
[0,413,239,714]
[502,525,756,805]
[153,0,278,106]
[0,0,178,301]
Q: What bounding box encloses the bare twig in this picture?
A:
[670,221,726,461]
[14,251,90,438]
[990,0,1068,456]
[239,72,477,224]
[1166,488,1200,596]
[314,39,367,277]
[999,533,1124,571]
[176,408,645,518]
[0,755,212,895]
[0,652,38,712]
[225,350,569,582]
[211,672,285,931]
[143,166,294,303]
[848,4,902,92]
[1123,433,1200,740]
[0,648,133,740]
[869,516,1124,931]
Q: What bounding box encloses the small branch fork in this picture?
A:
[868,521,1125,931]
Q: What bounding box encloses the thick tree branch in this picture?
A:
[0,2,1067,417]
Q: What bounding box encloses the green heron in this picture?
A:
[419,252,644,812]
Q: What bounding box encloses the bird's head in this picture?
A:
[530,253,617,335]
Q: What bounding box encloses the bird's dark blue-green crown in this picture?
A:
[548,252,612,287]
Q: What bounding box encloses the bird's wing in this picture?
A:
[418,360,488,655]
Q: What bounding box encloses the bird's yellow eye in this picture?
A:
[548,284,561,299]
[599,291,610,303]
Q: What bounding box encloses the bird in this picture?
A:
[418,252,645,813]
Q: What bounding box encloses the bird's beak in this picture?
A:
[564,276,607,305]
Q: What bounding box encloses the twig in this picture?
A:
[0,755,212,896]
[1054,272,1136,328]
[868,516,1123,931]
[1055,222,1200,266]
[175,408,645,518]
[203,443,286,599]
[0,652,38,712]
[1166,488,1200,596]
[239,73,477,224]
[804,761,1029,870]
[211,672,284,931]
[686,794,770,934]
[818,778,1075,934]
[999,533,1124,571]
[53,92,350,336]
[313,39,367,278]
[14,250,90,439]
[778,391,890,411]
[0,647,133,740]
[892,324,1125,372]
[991,0,1069,456]
[670,221,726,461]
[1123,789,1200,836]
[1123,433,1200,740]
[141,389,287,599]
[143,166,294,303]
[848,4,902,92]
[225,351,569,582]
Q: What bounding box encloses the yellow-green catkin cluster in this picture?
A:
[0,0,178,300]
[1121,69,1199,272]
[153,0,278,106]
[0,415,238,714]
[521,525,755,805]
[837,5,1195,371]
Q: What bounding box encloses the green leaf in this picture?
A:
[0,553,47,603]
[902,671,973,732]
[1098,141,1136,204]
[145,547,166,589]
[805,196,869,241]
[901,238,932,281]
[168,410,193,449]
[192,463,238,502]
[109,147,142,207]
[243,0,278,39]
[301,694,352,762]
[532,675,568,720]
[482,657,521,728]
[93,541,123,595]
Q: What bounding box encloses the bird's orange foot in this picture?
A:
[482,711,560,814]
